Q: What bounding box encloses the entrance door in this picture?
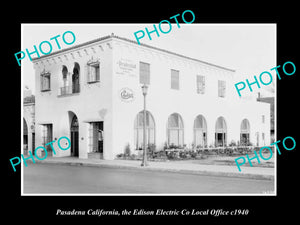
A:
[90,121,103,158]
[23,118,28,155]
[98,122,103,154]
[70,115,79,157]
[32,133,35,152]
[215,133,226,147]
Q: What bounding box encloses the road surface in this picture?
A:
[23,164,274,194]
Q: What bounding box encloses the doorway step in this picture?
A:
[88,152,103,159]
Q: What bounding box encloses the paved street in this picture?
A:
[23,164,274,194]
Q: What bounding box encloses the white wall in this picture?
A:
[112,38,270,156]
[34,38,114,159]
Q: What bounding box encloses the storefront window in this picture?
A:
[134,111,155,150]
[215,116,227,147]
[167,113,184,147]
[240,119,250,145]
[194,115,207,147]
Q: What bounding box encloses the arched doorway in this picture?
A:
[215,116,227,147]
[70,114,79,157]
[194,115,207,148]
[167,113,184,147]
[240,119,250,145]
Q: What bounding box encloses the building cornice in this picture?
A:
[32,33,235,72]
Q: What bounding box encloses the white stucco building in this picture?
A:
[31,34,270,160]
[23,87,35,155]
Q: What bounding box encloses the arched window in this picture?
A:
[194,115,207,148]
[70,115,79,132]
[72,62,80,93]
[134,111,155,150]
[62,65,68,88]
[62,65,68,78]
[167,113,184,147]
[215,116,227,147]
[240,119,250,145]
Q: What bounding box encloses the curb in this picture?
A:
[32,160,274,181]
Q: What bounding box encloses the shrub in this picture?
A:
[179,151,188,159]
[147,144,156,155]
[169,143,178,149]
[229,140,237,147]
[225,147,233,156]
[116,153,124,158]
[190,151,197,158]
[163,142,168,150]
[154,150,167,159]
[129,154,137,160]
[166,151,179,160]
[124,143,131,156]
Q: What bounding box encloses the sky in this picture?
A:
[21,23,276,98]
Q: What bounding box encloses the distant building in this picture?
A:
[31,34,270,160]
[23,89,35,155]
[257,93,275,143]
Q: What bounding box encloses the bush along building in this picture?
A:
[31,33,270,160]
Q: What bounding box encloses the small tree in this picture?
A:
[124,143,131,156]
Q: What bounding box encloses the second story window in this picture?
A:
[218,80,226,97]
[62,65,68,87]
[196,75,205,94]
[59,63,80,96]
[139,62,150,85]
[87,60,100,83]
[40,70,51,91]
[171,69,179,90]
[72,62,80,93]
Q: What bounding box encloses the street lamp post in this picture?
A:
[141,84,149,167]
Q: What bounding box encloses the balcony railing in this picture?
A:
[59,84,80,96]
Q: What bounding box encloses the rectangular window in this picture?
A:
[218,80,226,97]
[262,115,265,123]
[40,72,51,91]
[171,69,179,90]
[41,124,53,156]
[139,62,150,85]
[196,75,205,94]
[87,62,100,83]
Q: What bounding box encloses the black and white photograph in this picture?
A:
[5,5,298,224]
[20,23,276,195]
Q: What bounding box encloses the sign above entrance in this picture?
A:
[116,58,137,77]
[119,88,134,102]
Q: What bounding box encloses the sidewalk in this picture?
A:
[33,156,275,180]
